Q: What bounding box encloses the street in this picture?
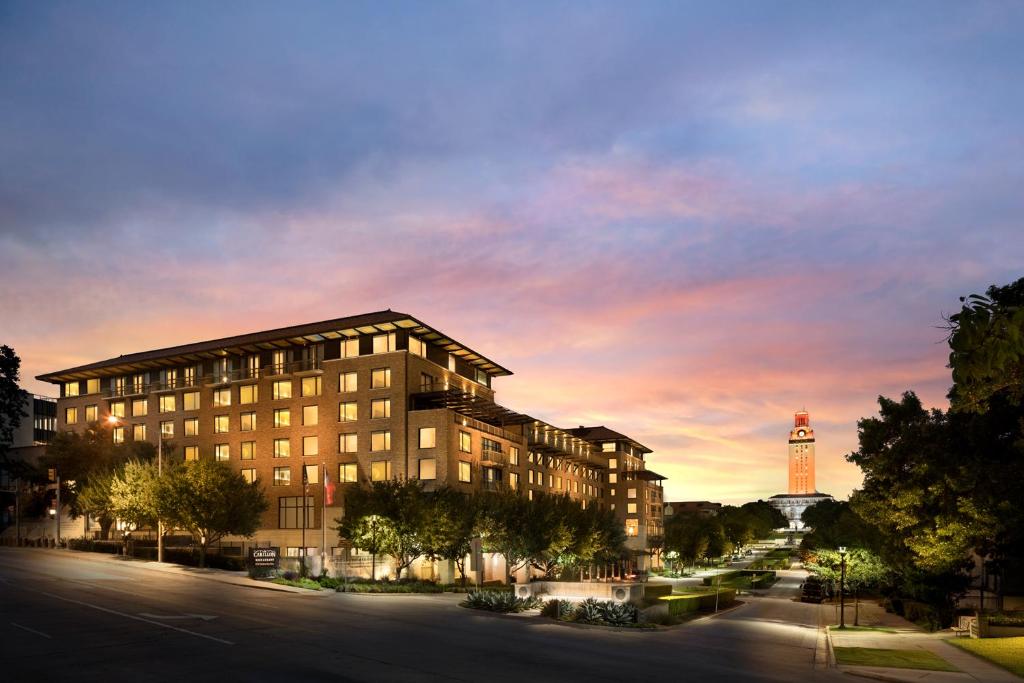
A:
[0,548,845,682]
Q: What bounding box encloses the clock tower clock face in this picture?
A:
[797,429,806,437]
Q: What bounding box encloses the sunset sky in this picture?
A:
[2,2,1023,504]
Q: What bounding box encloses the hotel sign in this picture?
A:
[249,547,280,569]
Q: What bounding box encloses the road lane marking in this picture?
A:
[139,612,218,622]
[10,622,52,639]
[39,591,234,645]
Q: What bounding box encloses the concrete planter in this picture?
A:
[515,581,644,604]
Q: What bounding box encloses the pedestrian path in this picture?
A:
[827,601,1020,682]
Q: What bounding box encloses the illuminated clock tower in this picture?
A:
[788,411,815,494]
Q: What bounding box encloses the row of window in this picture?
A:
[261,457,469,488]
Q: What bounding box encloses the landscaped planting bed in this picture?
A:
[833,647,958,672]
[660,588,736,615]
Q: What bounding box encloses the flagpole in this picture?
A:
[321,461,327,577]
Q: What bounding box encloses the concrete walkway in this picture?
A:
[827,601,1020,682]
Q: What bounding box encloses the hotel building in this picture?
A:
[37,311,665,576]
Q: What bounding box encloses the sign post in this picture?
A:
[249,547,280,572]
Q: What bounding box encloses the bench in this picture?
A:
[952,615,976,638]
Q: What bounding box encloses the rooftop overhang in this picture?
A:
[625,469,667,482]
[37,310,512,383]
[412,386,533,426]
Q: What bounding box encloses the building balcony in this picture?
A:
[480,448,506,467]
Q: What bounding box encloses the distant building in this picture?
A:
[1,392,57,533]
[663,501,721,518]
[768,411,833,529]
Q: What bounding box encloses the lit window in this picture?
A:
[272,380,292,400]
[341,338,359,358]
[548,474,553,488]
[241,468,256,484]
[627,488,637,499]
[274,408,290,428]
[131,399,147,417]
[184,445,198,461]
[371,398,391,419]
[370,368,391,389]
[408,336,426,357]
[302,405,318,426]
[418,427,436,449]
[184,417,198,436]
[113,377,126,396]
[608,473,617,484]
[303,464,319,484]
[86,378,100,395]
[111,401,126,418]
[339,463,358,483]
[160,421,174,439]
[65,407,78,425]
[602,442,616,452]
[627,503,638,514]
[240,412,256,431]
[183,391,200,411]
[339,433,357,453]
[339,402,357,422]
[303,436,318,457]
[556,476,562,490]
[157,395,174,414]
[458,461,472,483]
[239,384,258,404]
[509,447,519,466]
[112,426,124,444]
[372,333,396,354]
[625,520,639,537]
[370,460,392,481]
[529,470,535,484]
[339,372,357,393]
[163,370,177,390]
[459,431,471,453]
[214,415,229,433]
[241,441,255,460]
[508,472,519,490]
[448,354,456,371]
[278,496,314,529]
[132,374,145,394]
[608,458,617,469]
[418,458,436,480]
[65,381,80,397]
[215,444,230,461]
[301,376,322,397]
[274,438,290,458]
[213,388,231,407]
[272,350,286,374]
[370,431,390,452]
[85,405,98,423]
[273,467,290,486]
[133,424,146,441]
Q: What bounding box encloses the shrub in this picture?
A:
[644,584,673,599]
[317,576,342,590]
[600,601,638,626]
[575,598,605,624]
[702,571,742,586]
[462,590,540,613]
[338,580,443,593]
[540,599,576,621]
[282,570,298,581]
[989,613,1024,627]
[660,589,736,615]
[273,577,322,590]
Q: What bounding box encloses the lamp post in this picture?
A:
[109,414,164,563]
[838,546,847,629]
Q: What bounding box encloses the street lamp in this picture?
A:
[838,546,847,629]
[109,414,165,563]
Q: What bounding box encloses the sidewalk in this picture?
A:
[23,546,324,595]
[826,600,1020,682]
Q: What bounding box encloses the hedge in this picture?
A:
[644,584,674,599]
[702,571,742,586]
[660,589,736,615]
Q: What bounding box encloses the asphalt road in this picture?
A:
[0,548,845,682]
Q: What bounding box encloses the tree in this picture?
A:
[800,499,881,552]
[157,459,268,567]
[337,479,429,580]
[477,488,535,584]
[108,459,159,532]
[947,277,1024,413]
[422,487,478,585]
[664,513,710,570]
[718,506,754,550]
[805,548,892,626]
[0,345,27,459]
[77,469,116,539]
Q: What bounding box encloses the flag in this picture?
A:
[324,467,336,506]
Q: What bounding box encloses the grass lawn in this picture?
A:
[949,637,1024,677]
[833,647,959,671]
[831,625,898,634]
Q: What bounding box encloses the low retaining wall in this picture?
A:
[515,581,644,604]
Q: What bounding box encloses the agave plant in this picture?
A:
[575,598,605,624]
[540,598,575,620]
[462,590,541,613]
[599,600,638,626]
